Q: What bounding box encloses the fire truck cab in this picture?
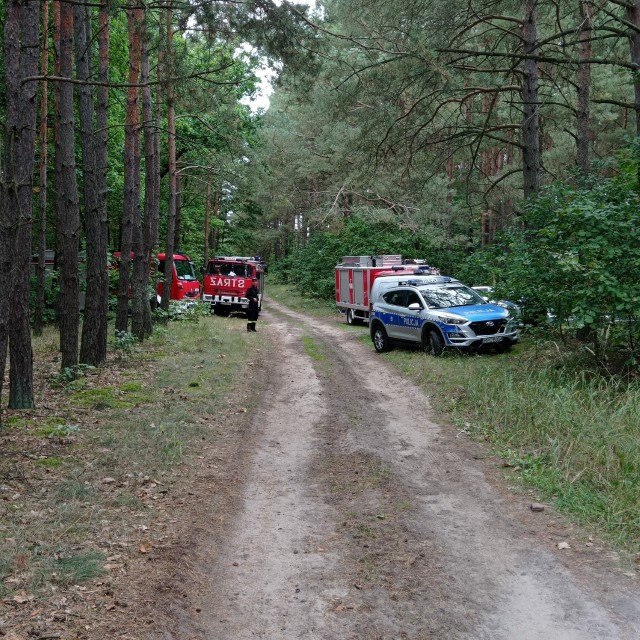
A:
[203,256,264,316]
[155,253,201,304]
[111,252,201,305]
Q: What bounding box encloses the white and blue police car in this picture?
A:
[369,277,518,355]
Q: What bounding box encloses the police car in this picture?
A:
[369,277,518,355]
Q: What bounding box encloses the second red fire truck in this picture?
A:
[202,256,264,316]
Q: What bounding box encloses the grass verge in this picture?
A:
[0,314,270,601]
[385,343,640,557]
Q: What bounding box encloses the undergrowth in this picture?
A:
[0,314,269,600]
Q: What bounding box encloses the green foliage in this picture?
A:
[37,424,81,438]
[51,364,96,386]
[111,330,139,357]
[36,457,64,468]
[457,147,640,363]
[271,215,466,300]
[153,301,209,323]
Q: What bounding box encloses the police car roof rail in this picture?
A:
[398,276,453,286]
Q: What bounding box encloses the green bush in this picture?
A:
[458,146,640,365]
[270,215,466,300]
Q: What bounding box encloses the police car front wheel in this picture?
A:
[372,325,389,353]
[423,329,444,356]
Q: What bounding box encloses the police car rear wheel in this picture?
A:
[372,326,389,353]
[495,339,513,353]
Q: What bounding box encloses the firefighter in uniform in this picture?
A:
[246,278,260,332]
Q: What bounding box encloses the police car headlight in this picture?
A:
[434,314,467,325]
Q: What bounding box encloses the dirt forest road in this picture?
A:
[152,299,640,640]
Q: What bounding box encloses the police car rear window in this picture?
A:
[383,290,406,306]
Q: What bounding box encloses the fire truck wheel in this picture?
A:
[372,324,390,353]
[346,309,356,325]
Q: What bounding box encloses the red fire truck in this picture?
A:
[111,252,201,304]
[335,255,440,324]
[202,256,264,316]
[155,253,201,304]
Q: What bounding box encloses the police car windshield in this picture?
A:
[419,285,485,309]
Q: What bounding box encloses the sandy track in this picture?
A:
[155,299,640,639]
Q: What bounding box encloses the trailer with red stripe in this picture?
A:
[335,255,440,325]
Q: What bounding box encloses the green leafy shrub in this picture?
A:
[271,215,466,300]
[111,330,139,356]
[458,147,640,365]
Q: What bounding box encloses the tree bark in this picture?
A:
[204,172,212,268]
[55,0,81,370]
[522,0,540,199]
[211,187,221,255]
[116,2,144,333]
[1,0,41,409]
[92,0,110,345]
[34,0,49,337]
[627,0,640,138]
[174,172,182,253]
[161,1,176,310]
[76,3,107,366]
[576,1,592,175]
[132,27,155,340]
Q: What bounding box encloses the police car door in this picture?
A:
[380,289,407,339]
[400,289,424,341]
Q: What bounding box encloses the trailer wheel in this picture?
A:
[423,329,444,356]
[372,324,390,353]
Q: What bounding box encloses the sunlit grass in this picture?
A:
[386,343,640,554]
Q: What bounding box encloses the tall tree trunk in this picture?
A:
[174,172,182,252]
[522,0,540,199]
[211,187,221,255]
[92,0,110,350]
[55,0,81,370]
[204,172,212,268]
[75,3,105,366]
[132,27,155,340]
[0,0,40,409]
[153,50,162,252]
[161,1,176,310]
[576,1,592,174]
[34,0,49,338]
[627,1,640,138]
[116,2,143,333]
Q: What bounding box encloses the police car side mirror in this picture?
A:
[408,302,422,311]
